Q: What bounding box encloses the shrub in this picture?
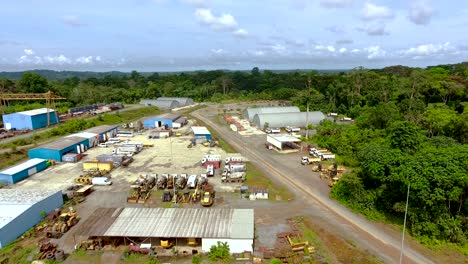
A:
[208,241,230,261]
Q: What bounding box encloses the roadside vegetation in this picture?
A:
[0,106,160,169]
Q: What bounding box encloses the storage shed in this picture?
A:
[243,106,300,121]
[83,125,118,142]
[66,132,99,148]
[266,134,301,151]
[156,97,194,106]
[0,189,63,248]
[28,136,90,161]
[0,159,48,184]
[74,208,254,253]
[192,126,211,141]
[253,111,326,128]
[140,99,180,110]
[173,116,187,129]
[2,108,59,130]
[142,113,181,128]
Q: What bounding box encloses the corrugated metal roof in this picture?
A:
[191,126,210,135]
[267,134,301,143]
[79,208,254,239]
[156,97,194,106]
[32,136,86,151]
[17,108,56,116]
[253,111,326,128]
[140,99,180,110]
[0,158,47,176]
[243,106,300,121]
[144,113,181,121]
[65,132,98,139]
[0,189,60,229]
[84,125,118,135]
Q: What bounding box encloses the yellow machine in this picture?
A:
[188,238,200,246]
[161,239,175,249]
[201,191,214,207]
[46,208,79,237]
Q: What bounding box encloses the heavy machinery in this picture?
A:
[138,189,151,203]
[127,190,140,203]
[167,174,176,189]
[175,174,187,189]
[178,190,191,203]
[188,238,200,246]
[76,239,102,250]
[191,189,201,203]
[162,190,173,202]
[131,174,156,190]
[160,239,175,249]
[74,170,109,184]
[301,156,321,165]
[157,174,168,189]
[45,208,79,238]
[201,184,215,207]
[221,172,246,183]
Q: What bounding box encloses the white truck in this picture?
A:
[286,127,300,133]
[319,152,336,160]
[187,174,198,188]
[206,165,215,177]
[225,157,246,164]
[201,155,221,164]
[265,128,281,134]
[113,146,138,156]
[92,177,112,185]
[225,164,246,173]
[221,172,246,183]
[301,156,321,165]
[309,148,329,156]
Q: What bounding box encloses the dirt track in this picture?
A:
[192,104,436,264]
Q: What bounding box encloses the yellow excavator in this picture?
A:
[46,208,80,238]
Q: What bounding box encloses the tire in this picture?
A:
[46,253,55,260]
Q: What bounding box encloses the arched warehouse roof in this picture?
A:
[252,111,326,128]
[243,106,300,121]
[140,99,180,110]
[156,97,194,106]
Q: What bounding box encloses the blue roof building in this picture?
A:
[28,136,89,161]
[0,159,48,184]
[143,113,182,128]
[2,108,59,130]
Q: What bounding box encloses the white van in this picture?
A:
[91,177,112,185]
[187,175,198,188]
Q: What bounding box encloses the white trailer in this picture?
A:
[92,177,112,185]
[319,152,336,160]
[225,157,246,164]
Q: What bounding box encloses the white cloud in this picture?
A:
[271,44,286,54]
[62,15,85,27]
[210,48,225,54]
[408,1,433,25]
[365,45,386,59]
[356,23,388,36]
[18,52,102,65]
[400,42,456,58]
[44,55,70,65]
[320,0,353,8]
[195,8,237,31]
[362,2,394,20]
[339,47,347,53]
[24,49,34,55]
[233,29,248,38]
[351,48,360,53]
[181,0,207,7]
[76,56,96,64]
[315,45,336,52]
[254,50,265,56]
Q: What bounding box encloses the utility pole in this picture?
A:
[399,182,411,264]
[305,76,311,140]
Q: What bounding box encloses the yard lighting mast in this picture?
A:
[305,77,312,140]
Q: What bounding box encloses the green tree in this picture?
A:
[17,72,48,93]
[389,121,424,154]
[208,241,230,261]
[422,105,458,137]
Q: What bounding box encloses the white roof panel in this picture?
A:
[19,108,55,116]
[191,126,210,135]
[0,158,47,176]
[65,132,98,139]
[267,134,302,143]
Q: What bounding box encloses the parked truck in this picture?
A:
[318,152,336,160]
[206,164,215,177]
[301,156,321,165]
[187,174,198,188]
[175,174,187,189]
[221,172,246,183]
[91,177,112,185]
[131,174,156,190]
[201,155,222,168]
[225,157,246,165]
[156,174,168,189]
[225,164,246,173]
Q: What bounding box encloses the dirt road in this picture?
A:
[192,105,435,264]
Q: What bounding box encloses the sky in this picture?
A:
[0,0,467,71]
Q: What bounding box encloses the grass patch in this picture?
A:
[295,216,383,264]
[0,149,29,170]
[244,163,294,201]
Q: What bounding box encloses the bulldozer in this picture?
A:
[76,239,102,250]
[46,208,79,238]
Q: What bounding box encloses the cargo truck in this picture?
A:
[301,156,321,165]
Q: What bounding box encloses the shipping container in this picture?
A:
[82,161,113,171]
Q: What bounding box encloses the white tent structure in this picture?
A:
[243,106,300,121]
[252,111,326,128]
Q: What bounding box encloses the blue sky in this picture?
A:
[0,0,467,71]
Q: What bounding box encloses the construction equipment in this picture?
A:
[287,234,310,252]
[37,242,61,261]
[131,174,156,190]
[188,238,200,246]
[175,174,187,189]
[201,184,215,207]
[157,174,168,189]
[311,163,323,172]
[221,171,246,183]
[177,190,191,203]
[167,174,176,189]
[45,208,79,238]
[127,190,140,203]
[191,188,201,203]
[76,239,102,250]
[162,190,173,202]
[160,239,175,249]
[138,189,151,203]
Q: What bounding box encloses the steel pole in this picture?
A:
[399,182,410,264]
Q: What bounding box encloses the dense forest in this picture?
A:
[1,62,468,247]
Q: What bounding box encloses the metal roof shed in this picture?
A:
[243,106,300,121]
[140,99,180,110]
[0,189,63,248]
[0,158,48,184]
[2,108,59,130]
[28,136,90,161]
[66,132,100,148]
[253,111,326,128]
[143,113,181,128]
[191,126,211,140]
[156,97,194,106]
[83,125,118,141]
[75,208,254,253]
[266,134,301,150]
